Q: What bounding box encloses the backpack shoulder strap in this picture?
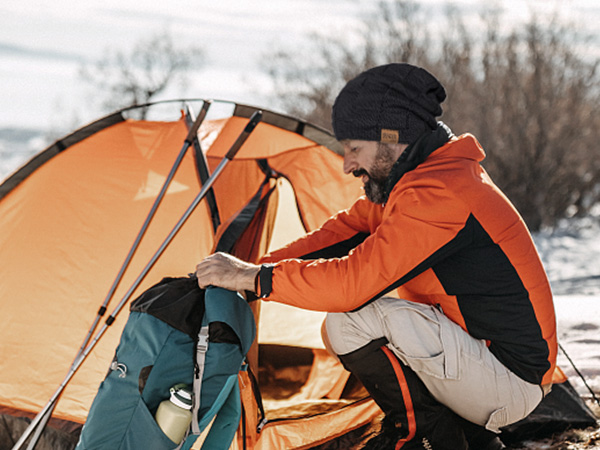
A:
[203,287,256,355]
[191,325,210,435]
[185,287,256,449]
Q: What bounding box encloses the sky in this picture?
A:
[0,0,360,131]
[1,0,598,135]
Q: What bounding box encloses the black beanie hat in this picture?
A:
[331,63,446,144]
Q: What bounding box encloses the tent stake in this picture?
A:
[10,109,262,450]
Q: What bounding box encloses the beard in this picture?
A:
[353,143,397,204]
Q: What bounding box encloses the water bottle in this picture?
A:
[155,384,193,444]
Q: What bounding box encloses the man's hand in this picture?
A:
[195,252,260,293]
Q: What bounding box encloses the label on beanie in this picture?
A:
[381,129,399,144]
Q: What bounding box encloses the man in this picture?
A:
[195,63,557,449]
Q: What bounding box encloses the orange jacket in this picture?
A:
[259,133,557,385]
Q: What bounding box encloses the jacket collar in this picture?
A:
[383,122,453,202]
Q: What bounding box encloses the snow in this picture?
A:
[534,209,600,296]
[555,295,600,403]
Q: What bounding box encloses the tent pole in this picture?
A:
[10,110,262,450]
[184,102,221,233]
[75,99,212,357]
[24,406,52,450]
[99,110,262,328]
[14,101,213,450]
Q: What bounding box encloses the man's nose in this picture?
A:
[343,155,356,175]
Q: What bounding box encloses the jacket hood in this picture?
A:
[435,133,487,163]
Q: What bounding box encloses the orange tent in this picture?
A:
[0,100,380,449]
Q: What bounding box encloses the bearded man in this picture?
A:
[195,63,556,449]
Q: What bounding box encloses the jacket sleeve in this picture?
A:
[259,196,383,263]
[259,186,471,312]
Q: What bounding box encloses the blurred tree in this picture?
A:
[470,15,600,230]
[81,30,204,117]
[265,1,432,130]
[263,0,600,230]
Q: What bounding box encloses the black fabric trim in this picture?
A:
[232,103,343,155]
[130,275,205,339]
[256,158,279,178]
[433,217,550,385]
[244,290,259,303]
[214,176,273,254]
[300,232,370,260]
[383,122,452,202]
[358,214,550,384]
[139,365,153,394]
[338,339,414,438]
[0,112,125,201]
[359,216,476,308]
[257,165,310,234]
[246,364,266,432]
[258,264,275,298]
[185,113,220,233]
[337,337,389,362]
[209,321,241,346]
[294,121,306,136]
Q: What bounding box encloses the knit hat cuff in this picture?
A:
[333,112,432,144]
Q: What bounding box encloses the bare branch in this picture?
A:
[80,30,205,116]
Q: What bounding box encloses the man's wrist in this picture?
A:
[256,264,275,298]
[241,263,274,302]
[241,265,260,292]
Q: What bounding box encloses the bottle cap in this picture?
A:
[169,385,193,410]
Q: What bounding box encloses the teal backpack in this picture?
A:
[76,277,256,450]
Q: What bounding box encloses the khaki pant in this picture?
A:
[324,297,545,432]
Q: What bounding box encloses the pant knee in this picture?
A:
[323,311,381,356]
[320,318,339,361]
[322,313,344,355]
